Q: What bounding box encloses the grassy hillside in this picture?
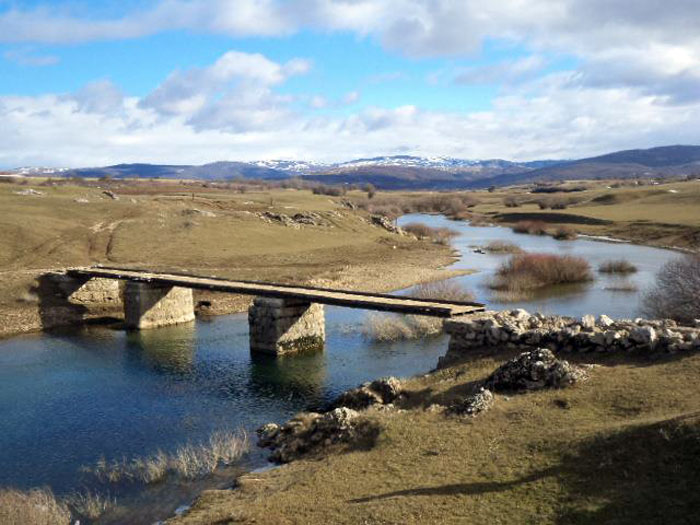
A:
[172,348,700,524]
[0,180,462,337]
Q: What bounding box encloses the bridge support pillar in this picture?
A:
[124,282,195,330]
[248,297,325,355]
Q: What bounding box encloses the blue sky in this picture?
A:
[0,1,698,167]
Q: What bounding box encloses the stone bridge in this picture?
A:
[40,267,484,355]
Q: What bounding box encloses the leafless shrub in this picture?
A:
[599,259,638,274]
[503,196,521,208]
[483,240,523,254]
[403,222,459,245]
[642,255,700,323]
[552,226,577,240]
[490,253,593,292]
[512,220,548,235]
[0,488,71,525]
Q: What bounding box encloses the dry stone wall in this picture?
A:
[443,309,700,365]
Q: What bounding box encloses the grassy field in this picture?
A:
[466,179,700,249]
[0,179,463,337]
[172,348,700,525]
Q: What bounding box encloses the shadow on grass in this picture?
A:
[349,466,561,503]
[349,412,700,524]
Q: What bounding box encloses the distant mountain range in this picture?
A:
[10,145,700,190]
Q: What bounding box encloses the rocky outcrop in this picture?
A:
[257,211,327,227]
[443,309,700,364]
[370,215,404,234]
[485,348,585,391]
[256,408,373,463]
[330,377,402,410]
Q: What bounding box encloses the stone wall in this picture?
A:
[443,309,700,365]
[248,297,325,355]
[124,282,195,329]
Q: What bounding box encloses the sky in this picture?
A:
[1,0,699,167]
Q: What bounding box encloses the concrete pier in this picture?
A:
[124,282,195,330]
[248,297,325,355]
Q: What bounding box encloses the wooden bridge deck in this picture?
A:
[68,267,485,318]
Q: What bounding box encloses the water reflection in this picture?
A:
[248,351,327,405]
[126,323,196,375]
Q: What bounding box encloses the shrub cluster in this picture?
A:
[512,220,548,235]
[599,259,638,274]
[403,222,459,245]
[490,253,593,292]
[643,255,700,323]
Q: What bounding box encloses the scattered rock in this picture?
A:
[74,198,89,203]
[13,188,44,196]
[447,388,494,416]
[484,348,585,391]
[184,208,216,218]
[102,190,119,200]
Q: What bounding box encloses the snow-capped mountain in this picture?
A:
[12,166,71,175]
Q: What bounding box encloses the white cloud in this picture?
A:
[3,47,59,66]
[454,56,547,85]
[3,62,700,168]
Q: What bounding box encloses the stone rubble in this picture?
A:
[484,348,585,391]
[257,211,327,227]
[443,309,700,361]
[447,387,494,416]
[256,407,367,463]
[330,376,402,410]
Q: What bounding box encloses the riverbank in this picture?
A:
[0,181,467,339]
[171,323,700,524]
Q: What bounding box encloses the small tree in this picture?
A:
[365,183,376,199]
[642,255,700,323]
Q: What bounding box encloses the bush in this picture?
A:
[599,259,638,274]
[411,280,475,303]
[503,196,521,208]
[512,220,548,235]
[403,222,459,245]
[552,226,577,240]
[642,255,700,323]
[312,184,346,197]
[490,253,593,292]
[483,240,523,253]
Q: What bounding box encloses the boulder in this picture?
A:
[581,314,596,329]
[598,314,614,328]
[630,325,657,347]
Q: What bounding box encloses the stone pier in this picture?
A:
[123,281,195,329]
[38,272,123,328]
[248,297,325,355]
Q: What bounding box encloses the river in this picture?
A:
[0,215,682,522]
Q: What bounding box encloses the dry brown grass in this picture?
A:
[85,429,249,484]
[490,253,593,292]
[65,490,116,520]
[0,488,71,525]
[363,281,474,341]
[171,351,700,525]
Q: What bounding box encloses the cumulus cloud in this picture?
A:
[139,51,311,131]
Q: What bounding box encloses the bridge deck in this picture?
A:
[68,267,485,318]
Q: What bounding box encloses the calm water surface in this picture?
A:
[0,215,683,521]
